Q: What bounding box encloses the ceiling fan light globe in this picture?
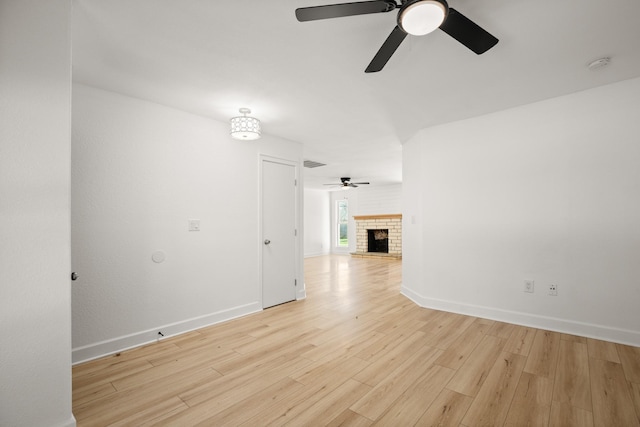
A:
[399,0,447,36]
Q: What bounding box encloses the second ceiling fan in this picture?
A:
[324,177,370,188]
[295,0,499,73]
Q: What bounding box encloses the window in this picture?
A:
[337,200,348,247]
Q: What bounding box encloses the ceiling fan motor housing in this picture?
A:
[398,0,449,35]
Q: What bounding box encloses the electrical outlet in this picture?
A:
[549,284,558,296]
[524,280,534,293]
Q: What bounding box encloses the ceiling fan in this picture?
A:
[324,177,370,188]
[295,0,499,73]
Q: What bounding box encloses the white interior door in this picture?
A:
[262,159,297,308]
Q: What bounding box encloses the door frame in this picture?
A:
[259,155,305,307]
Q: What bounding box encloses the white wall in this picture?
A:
[402,77,640,346]
[329,184,402,253]
[356,184,402,215]
[71,84,303,362]
[304,188,330,257]
[0,1,75,426]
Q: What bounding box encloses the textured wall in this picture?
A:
[356,184,402,215]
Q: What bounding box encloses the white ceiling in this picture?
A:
[72,0,640,189]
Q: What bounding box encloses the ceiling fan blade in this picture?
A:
[365,25,407,73]
[439,8,498,54]
[295,1,395,22]
[352,182,370,185]
[349,183,359,187]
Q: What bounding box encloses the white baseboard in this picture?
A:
[401,285,640,347]
[72,302,262,364]
[297,286,307,300]
[53,415,76,427]
[304,251,329,258]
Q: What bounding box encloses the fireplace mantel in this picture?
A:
[353,214,402,221]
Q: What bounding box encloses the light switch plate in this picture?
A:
[188,219,200,231]
[524,280,534,293]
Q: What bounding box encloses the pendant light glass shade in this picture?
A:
[230,108,261,140]
[398,0,447,36]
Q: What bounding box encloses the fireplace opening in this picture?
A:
[367,229,389,253]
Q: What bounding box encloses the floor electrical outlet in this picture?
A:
[524,280,534,293]
[549,284,558,296]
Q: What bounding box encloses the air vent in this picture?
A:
[304,160,326,168]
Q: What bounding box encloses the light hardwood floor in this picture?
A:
[73,255,640,426]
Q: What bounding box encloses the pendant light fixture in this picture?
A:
[230,108,261,140]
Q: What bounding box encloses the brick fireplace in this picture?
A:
[352,214,402,259]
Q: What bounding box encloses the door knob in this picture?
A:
[71,272,78,281]
[264,239,271,245]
